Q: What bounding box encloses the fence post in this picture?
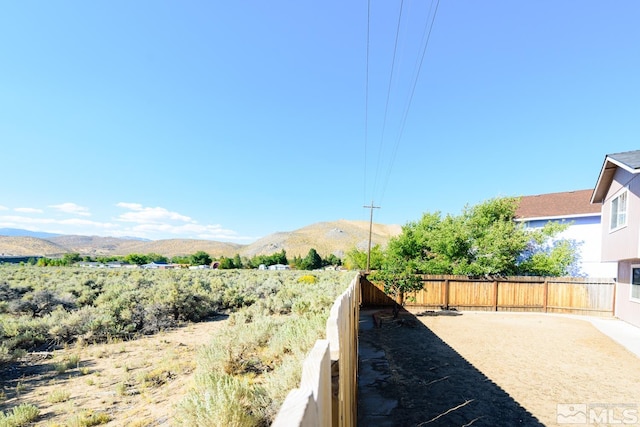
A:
[543,279,549,313]
[611,278,616,316]
[443,279,450,309]
[493,280,498,311]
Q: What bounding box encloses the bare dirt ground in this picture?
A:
[0,317,227,426]
[359,309,640,427]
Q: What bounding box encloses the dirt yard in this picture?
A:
[0,317,227,426]
[359,309,640,426]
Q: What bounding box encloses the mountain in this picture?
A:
[240,220,401,259]
[0,236,69,257]
[0,220,402,259]
[0,228,61,239]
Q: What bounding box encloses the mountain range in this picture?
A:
[0,220,402,259]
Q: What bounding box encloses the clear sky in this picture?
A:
[2,1,639,243]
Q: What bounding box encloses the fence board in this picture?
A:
[300,340,331,427]
[275,273,360,427]
[272,388,318,427]
[363,275,615,316]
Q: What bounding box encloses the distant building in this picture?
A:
[515,189,616,278]
[141,262,174,269]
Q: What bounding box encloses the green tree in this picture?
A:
[248,250,288,269]
[233,254,243,269]
[344,245,384,270]
[125,253,149,265]
[385,197,577,276]
[62,253,82,265]
[190,251,212,266]
[369,249,424,318]
[171,255,191,264]
[218,256,236,269]
[146,253,168,263]
[323,253,342,267]
[300,248,322,270]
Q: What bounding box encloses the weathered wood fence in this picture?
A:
[362,275,616,316]
[272,273,360,427]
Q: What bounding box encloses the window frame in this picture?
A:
[610,189,628,232]
[631,264,640,303]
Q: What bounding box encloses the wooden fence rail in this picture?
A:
[273,273,361,427]
[362,275,616,316]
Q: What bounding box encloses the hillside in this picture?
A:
[240,220,401,258]
[0,220,402,259]
[0,236,69,257]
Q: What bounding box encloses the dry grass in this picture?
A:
[0,320,227,426]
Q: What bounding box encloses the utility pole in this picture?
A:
[363,201,380,273]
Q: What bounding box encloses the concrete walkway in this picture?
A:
[357,309,397,427]
[587,316,640,359]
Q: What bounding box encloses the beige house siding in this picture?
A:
[616,261,640,328]
[601,168,640,262]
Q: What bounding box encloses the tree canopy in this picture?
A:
[383,196,579,277]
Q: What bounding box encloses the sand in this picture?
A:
[358,309,640,426]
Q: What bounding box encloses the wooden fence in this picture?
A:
[362,275,616,316]
[272,273,361,427]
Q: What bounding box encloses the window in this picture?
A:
[632,265,640,301]
[610,190,627,231]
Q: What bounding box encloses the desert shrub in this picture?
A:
[297,274,317,284]
[0,264,356,424]
[178,271,355,425]
[47,388,71,403]
[65,410,111,426]
[0,403,40,427]
[9,289,76,318]
[176,372,267,427]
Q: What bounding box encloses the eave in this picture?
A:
[591,156,640,204]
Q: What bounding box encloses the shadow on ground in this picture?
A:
[358,307,544,427]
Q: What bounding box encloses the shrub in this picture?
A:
[297,274,317,284]
[176,372,267,427]
[47,388,71,403]
[0,403,40,427]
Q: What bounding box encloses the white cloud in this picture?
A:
[49,203,91,216]
[0,202,250,242]
[116,203,193,224]
[112,202,250,241]
[0,215,116,230]
[0,205,8,211]
[15,207,43,214]
[128,222,238,239]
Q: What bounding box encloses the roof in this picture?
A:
[515,189,601,220]
[591,150,640,204]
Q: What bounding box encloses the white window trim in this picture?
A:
[609,189,628,232]
[630,264,640,303]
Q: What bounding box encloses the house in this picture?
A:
[591,149,640,328]
[141,262,174,269]
[268,264,290,271]
[515,189,617,278]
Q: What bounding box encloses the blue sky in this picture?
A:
[1,1,639,243]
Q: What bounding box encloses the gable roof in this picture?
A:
[591,150,640,204]
[515,189,601,220]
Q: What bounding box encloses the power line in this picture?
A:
[372,0,405,202]
[363,0,371,207]
[380,0,440,204]
[363,0,440,221]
